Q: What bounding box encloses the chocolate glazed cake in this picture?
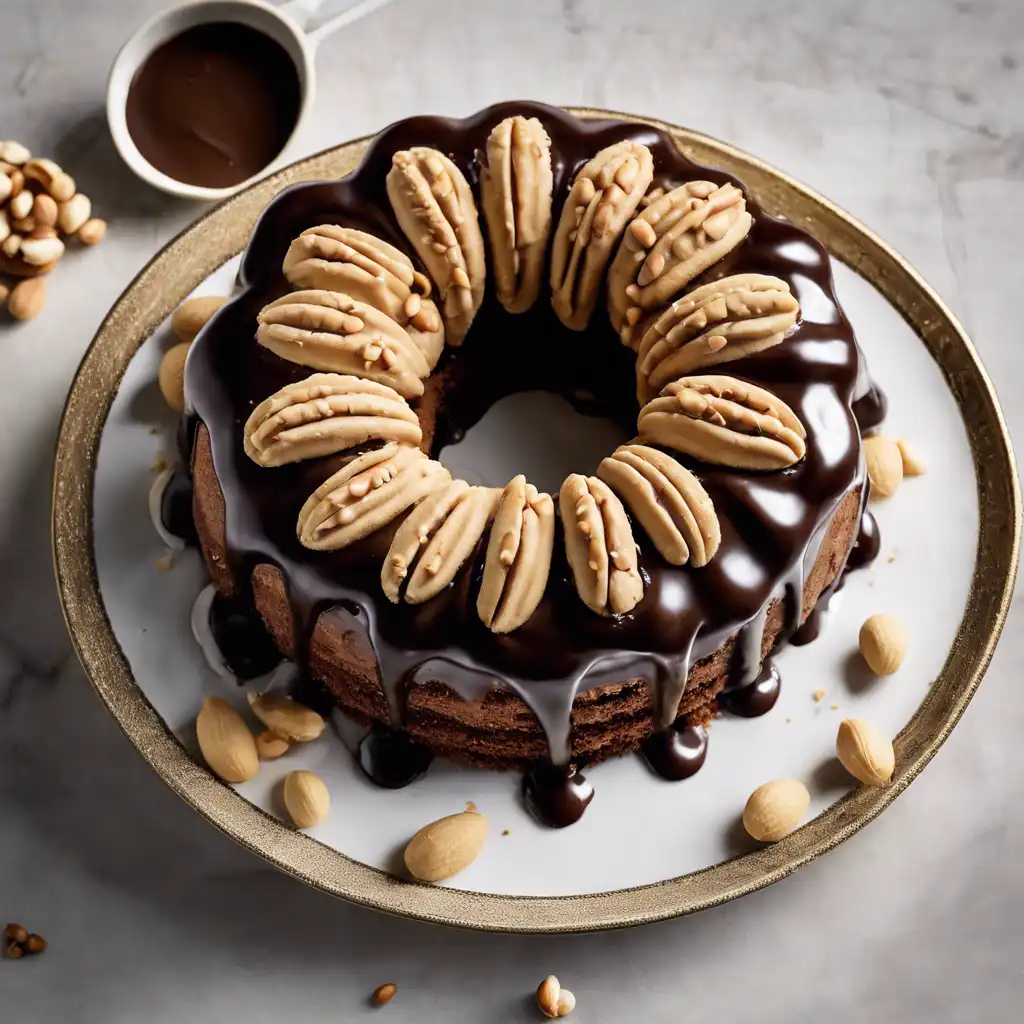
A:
[180,102,884,827]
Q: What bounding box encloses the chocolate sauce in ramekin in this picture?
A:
[126,23,301,189]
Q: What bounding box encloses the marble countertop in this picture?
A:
[2,0,1021,1020]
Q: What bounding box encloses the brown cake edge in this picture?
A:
[191,425,861,770]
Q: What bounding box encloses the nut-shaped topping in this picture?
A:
[742,779,810,842]
[559,474,643,615]
[858,614,907,675]
[635,274,799,401]
[283,770,330,828]
[608,180,752,343]
[247,692,326,743]
[550,140,654,330]
[477,475,555,633]
[0,172,10,205]
[282,225,445,368]
[480,115,554,313]
[404,810,489,882]
[598,443,720,566]
[0,208,9,244]
[387,148,486,345]
[195,696,259,783]
[638,375,806,471]
[863,435,903,499]
[244,373,421,467]
[171,294,228,343]
[257,289,430,399]
[382,480,500,604]
[297,442,450,552]
[836,718,895,786]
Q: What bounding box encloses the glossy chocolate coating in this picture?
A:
[185,102,871,775]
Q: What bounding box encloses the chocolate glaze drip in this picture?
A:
[719,661,781,717]
[356,726,433,789]
[208,593,282,681]
[523,761,595,828]
[160,467,198,546]
[641,723,709,781]
[184,102,878,812]
[846,508,881,571]
[853,382,887,435]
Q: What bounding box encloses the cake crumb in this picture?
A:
[502,829,510,836]
[887,553,897,563]
[465,801,477,813]
[149,426,159,435]
[830,703,840,710]
[155,552,174,572]
[785,717,793,724]
[812,689,826,703]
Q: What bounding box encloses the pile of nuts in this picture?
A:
[4,923,46,959]
[0,139,107,320]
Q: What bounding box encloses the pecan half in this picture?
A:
[382,480,500,604]
[297,442,450,551]
[608,181,752,346]
[598,443,720,566]
[559,474,643,615]
[635,274,799,402]
[550,140,653,330]
[282,225,444,368]
[256,289,430,399]
[387,148,486,345]
[244,373,422,468]
[637,375,806,471]
[477,475,555,634]
[480,116,553,313]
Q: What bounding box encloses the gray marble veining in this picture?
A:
[1,0,1022,1020]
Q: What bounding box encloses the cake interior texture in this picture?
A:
[184,101,875,781]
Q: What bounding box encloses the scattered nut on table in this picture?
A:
[0,139,106,319]
[372,982,398,1006]
[858,614,908,675]
[537,975,576,1018]
[3,923,45,959]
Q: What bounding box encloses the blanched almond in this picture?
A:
[58,193,91,235]
[404,811,489,882]
[896,438,925,476]
[864,435,903,499]
[247,692,325,743]
[78,218,107,245]
[158,342,191,412]
[282,770,330,828]
[195,696,259,783]
[7,278,46,320]
[858,614,908,675]
[836,719,895,786]
[742,779,810,842]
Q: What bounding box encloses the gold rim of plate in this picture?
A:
[52,108,1021,933]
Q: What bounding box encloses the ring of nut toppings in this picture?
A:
[236,114,812,634]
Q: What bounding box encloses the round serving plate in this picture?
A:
[53,108,1020,933]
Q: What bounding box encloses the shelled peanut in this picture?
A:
[0,139,108,320]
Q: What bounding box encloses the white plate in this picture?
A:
[92,253,976,898]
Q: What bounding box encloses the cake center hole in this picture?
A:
[438,391,633,494]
